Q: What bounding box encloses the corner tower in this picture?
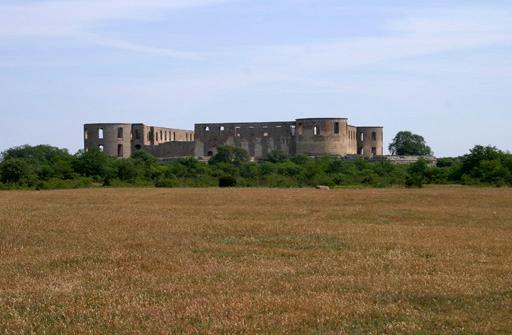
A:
[83,123,132,158]
[295,118,357,156]
[356,126,384,157]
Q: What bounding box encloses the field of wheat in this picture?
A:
[0,187,511,334]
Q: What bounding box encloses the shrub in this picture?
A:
[36,177,94,190]
[266,150,289,163]
[219,175,237,188]
[155,178,178,188]
[0,158,36,185]
[405,175,423,188]
[72,149,115,181]
[276,162,302,177]
[263,174,296,188]
[209,146,250,166]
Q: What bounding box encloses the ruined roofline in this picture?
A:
[356,126,384,128]
[84,123,133,126]
[295,117,349,121]
[195,121,295,126]
[84,123,194,132]
[196,117,352,126]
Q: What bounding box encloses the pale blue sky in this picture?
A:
[1,0,511,156]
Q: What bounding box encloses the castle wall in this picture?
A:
[357,127,384,157]
[347,125,358,155]
[194,122,296,159]
[84,118,383,160]
[295,118,353,156]
[144,142,195,158]
[84,123,132,159]
[84,123,194,159]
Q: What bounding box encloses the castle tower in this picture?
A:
[295,118,358,156]
[83,123,133,159]
[356,127,384,157]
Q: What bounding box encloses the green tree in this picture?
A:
[72,149,115,181]
[459,146,511,185]
[460,145,502,175]
[209,146,250,166]
[405,159,429,188]
[389,131,432,156]
[266,150,288,163]
[0,158,35,185]
[1,145,75,180]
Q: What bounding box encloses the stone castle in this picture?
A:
[84,118,383,160]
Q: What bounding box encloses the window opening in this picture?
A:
[313,125,320,136]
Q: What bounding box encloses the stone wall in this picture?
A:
[295,118,357,156]
[194,121,296,159]
[84,118,383,160]
[144,142,195,158]
[356,127,384,158]
[84,123,194,159]
[84,123,133,159]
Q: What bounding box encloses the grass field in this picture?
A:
[1,187,511,334]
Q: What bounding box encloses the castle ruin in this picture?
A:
[84,118,383,160]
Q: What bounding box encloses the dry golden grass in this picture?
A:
[0,187,511,334]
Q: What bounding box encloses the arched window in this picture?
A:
[98,145,104,151]
[117,127,123,139]
[117,144,123,157]
[297,123,304,136]
[313,125,320,136]
[98,128,104,139]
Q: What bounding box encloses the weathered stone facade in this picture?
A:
[195,118,383,159]
[84,118,383,159]
[83,123,194,159]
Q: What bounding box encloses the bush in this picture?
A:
[405,159,429,187]
[262,174,297,188]
[72,149,115,181]
[2,143,512,190]
[266,150,289,163]
[209,146,250,166]
[36,177,94,190]
[405,175,423,188]
[0,158,36,185]
[155,177,180,188]
[219,175,237,187]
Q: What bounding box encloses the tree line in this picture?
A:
[0,144,511,190]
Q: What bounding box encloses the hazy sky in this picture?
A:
[1,0,511,156]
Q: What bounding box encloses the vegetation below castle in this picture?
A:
[0,145,511,190]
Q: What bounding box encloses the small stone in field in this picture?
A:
[316,185,330,190]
